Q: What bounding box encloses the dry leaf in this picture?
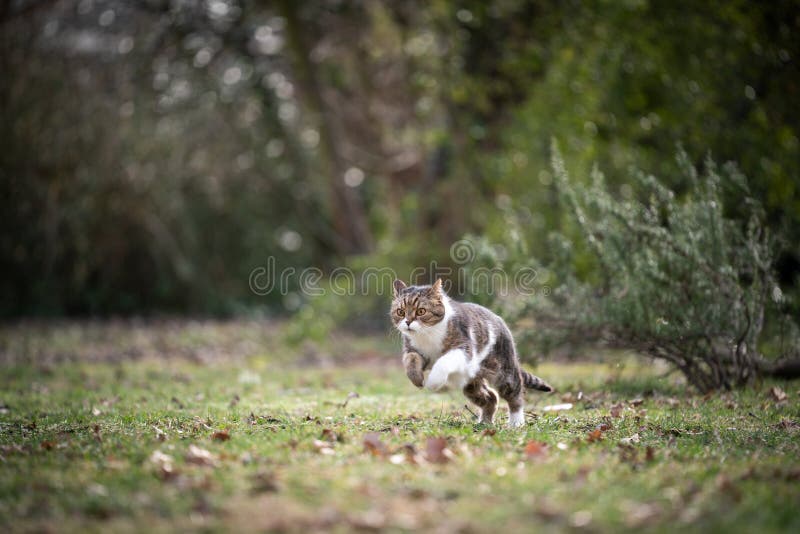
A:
[149,450,176,479]
[776,418,799,430]
[629,398,644,407]
[40,440,56,451]
[587,429,604,443]
[769,386,788,402]
[211,430,230,441]
[229,394,240,408]
[312,439,335,455]
[153,426,167,441]
[402,443,422,465]
[321,428,339,442]
[524,440,548,458]
[645,446,655,462]
[620,433,640,445]
[610,403,624,418]
[425,437,453,463]
[481,428,497,437]
[186,444,218,467]
[363,433,387,457]
[622,501,661,528]
[171,396,185,409]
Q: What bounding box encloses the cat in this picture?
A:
[390,278,552,428]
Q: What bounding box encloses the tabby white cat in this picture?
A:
[391,278,552,427]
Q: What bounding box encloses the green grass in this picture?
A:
[0,321,798,532]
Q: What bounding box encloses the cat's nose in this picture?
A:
[405,318,413,326]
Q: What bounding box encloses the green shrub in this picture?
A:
[500,142,793,391]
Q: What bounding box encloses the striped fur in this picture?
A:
[391,279,553,427]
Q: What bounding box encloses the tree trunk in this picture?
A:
[278,0,373,256]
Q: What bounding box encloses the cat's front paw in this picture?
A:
[402,352,425,388]
[423,373,447,391]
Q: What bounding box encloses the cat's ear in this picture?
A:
[393,279,407,297]
[431,278,443,295]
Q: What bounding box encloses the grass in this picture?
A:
[1,320,798,533]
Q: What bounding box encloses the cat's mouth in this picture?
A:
[398,321,421,333]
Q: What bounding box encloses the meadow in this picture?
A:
[1,320,798,533]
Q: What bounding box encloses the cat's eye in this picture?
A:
[417,308,426,315]
[396,309,405,317]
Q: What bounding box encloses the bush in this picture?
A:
[501,143,794,391]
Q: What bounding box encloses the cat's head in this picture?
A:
[390,278,447,334]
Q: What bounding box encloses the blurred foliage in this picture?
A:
[0,0,798,320]
[512,145,792,390]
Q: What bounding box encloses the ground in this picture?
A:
[1,320,798,533]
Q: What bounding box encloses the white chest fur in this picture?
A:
[402,297,453,360]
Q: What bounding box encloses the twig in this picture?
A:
[463,404,478,418]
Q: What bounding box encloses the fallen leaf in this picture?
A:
[620,433,640,445]
[587,429,604,443]
[363,432,387,457]
[40,440,56,451]
[92,424,102,443]
[321,428,340,442]
[149,450,176,479]
[481,428,497,437]
[622,501,661,528]
[211,430,230,441]
[610,403,624,418]
[91,407,102,416]
[425,437,453,463]
[402,443,422,465]
[186,444,218,467]
[629,398,644,407]
[524,440,548,458]
[312,439,335,455]
[769,386,788,402]
[0,403,10,414]
[153,426,167,441]
[542,403,573,412]
[645,446,655,462]
[570,510,593,528]
[229,394,240,408]
[775,418,799,430]
[171,396,185,409]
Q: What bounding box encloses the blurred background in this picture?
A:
[1,0,798,328]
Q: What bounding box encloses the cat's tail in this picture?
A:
[521,370,553,392]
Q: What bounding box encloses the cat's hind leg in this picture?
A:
[463,378,498,424]
[498,371,526,428]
